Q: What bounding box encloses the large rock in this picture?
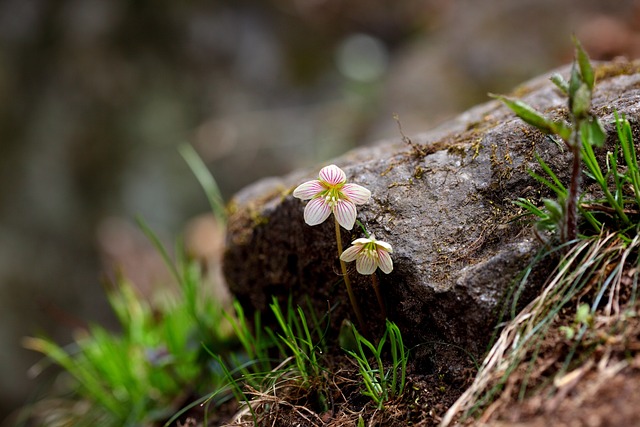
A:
[223,59,640,354]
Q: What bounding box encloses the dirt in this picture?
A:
[175,298,640,427]
[475,328,640,427]
[470,304,640,427]
[178,238,640,427]
[488,370,640,427]
[175,349,477,427]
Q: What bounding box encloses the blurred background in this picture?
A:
[1,0,640,421]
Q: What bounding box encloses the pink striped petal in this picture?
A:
[293,180,324,200]
[340,245,362,262]
[342,183,371,205]
[333,199,357,230]
[377,248,393,274]
[356,252,377,275]
[303,197,331,226]
[319,164,346,186]
[376,240,393,253]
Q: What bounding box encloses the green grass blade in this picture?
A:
[179,143,226,225]
[532,153,568,197]
[24,337,126,418]
[135,216,182,284]
[616,112,640,208]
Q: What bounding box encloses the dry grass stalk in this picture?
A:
[441,231,637,426]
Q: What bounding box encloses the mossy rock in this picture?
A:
[223,59,640,357]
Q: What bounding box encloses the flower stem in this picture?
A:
[371,273,387,319]
[335,217,367,333]
[565,122,581,243]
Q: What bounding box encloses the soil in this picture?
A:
[474,309,640,427]
[175,347,477,427]
[488,370,640,427]
[175,248,640,427]
[173,311,640,427]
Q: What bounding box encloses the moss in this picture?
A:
[226,200,239,216]
[594,59,640,81]
[249,208,269,227]
[509,82,537,98]
[226,183,290,245]
[471,138,482,161]
[489,143,514,186]
[447,143,468,160]
[388,179,414,189]
[382,111,503,183]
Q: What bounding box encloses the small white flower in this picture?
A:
[292,164,371,230]
[340,234,393,275]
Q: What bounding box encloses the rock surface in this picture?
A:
[223,59,640,354]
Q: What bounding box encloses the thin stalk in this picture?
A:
[565,126,581,242]
[371,273,387,319]
[335,217,367,334]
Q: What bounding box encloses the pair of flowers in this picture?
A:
[293,164,393,275]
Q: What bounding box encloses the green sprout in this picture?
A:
[559,303,593,340]
[495,37,604,243]
[344,320,407,409]
[442,37,640,427]
[199,296,330,426]
[267,296,325,385]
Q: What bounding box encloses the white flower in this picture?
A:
[292,164,371,230]
[340,234,393,275]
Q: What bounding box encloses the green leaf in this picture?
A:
[575,303,592,325]
[531,152,568,198]
[573,36,595,90]
[543,198,564,220]
[492,94,570,140]
[338,319,358,352]
[550,120,572,141]
[581,122,631,225]
[571,83,592,118]
[580,117,606,148]
[514,198,546,218]
[569,62,582,100]
[559,325,576,340]
[492,94,556,134]
[550,73,569,95]
[615,112,640,208]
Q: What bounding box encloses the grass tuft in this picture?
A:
[444,39,640,426]
[344,320,408,409]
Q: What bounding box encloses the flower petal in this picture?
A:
[351,237,371,246]
[356,252,377,275]
[342,183,371,205]
[303,197,331,226]
[319,164,346,186]
[375,240,393,253]
[293,180,324,200]
[334,199,357,230]
[377,248,393,274]
[340,245,362,262]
